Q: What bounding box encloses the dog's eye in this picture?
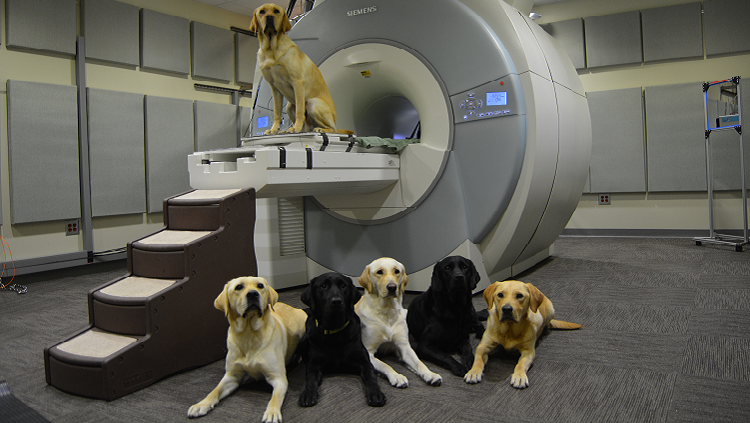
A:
[257,283,264,289]
[320,282,328,289]
[376,269,384,275]
[497,293,504,299]
[516,293,524,299]
[394,269,400,275]
[259,10,266,15]
[273,9,280,14]
[235,284,244,291]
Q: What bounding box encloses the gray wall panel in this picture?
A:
[194,101,239,151]
[236,32,259,85]
[144,96,194,213]
[585,11,642,68]
[82,0,139,66]
[141,9,190,75]
[587,88,646,193]
[5,0,76,55]
[87,88,146,216]
[540,18,585,70]
[7,81,80,224]
[645,82,706,192]
[191,22,234,82]
[704,0,750,56]
[642,2,702,62]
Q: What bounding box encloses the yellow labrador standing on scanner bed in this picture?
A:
[188,277,306,423]
[355,258,443,388]
[250,4,351,135]
[464,280,581,389]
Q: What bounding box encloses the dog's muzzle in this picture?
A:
[264,16,277,35]
[242,290,262,318]
[386,282,398,297]
[500,305,515,322]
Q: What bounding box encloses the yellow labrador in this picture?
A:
[464,280,581,389]
[355,258,442,388]
[250,4,350,135]
[188,277,306,423]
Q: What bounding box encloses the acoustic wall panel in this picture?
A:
[141,9,190,75]
[645,83,706,192]
[194,101,238,151]
[587,88,646,193]
[6,81,80,224]
[704,0,750,56]
[82,0,139,66]
[87,88,146,217]
[236,33,258,86]
[144,96,194,213]
[585,11,642,68]
[540,18,585,70]
[642,2,702,62]
[5,0,76,55]
[191,22,234,82]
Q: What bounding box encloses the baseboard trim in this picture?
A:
[560,228,746,238]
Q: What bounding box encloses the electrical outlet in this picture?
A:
[598,194,611,205]
[65,220,79,236]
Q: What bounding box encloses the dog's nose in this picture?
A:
[501,305,513,314]
[386,283,397,293]
[330,297,343,306]
[247,290,259,298]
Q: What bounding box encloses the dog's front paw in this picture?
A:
[366,389,386,407]
[262,407,282,423]
[450,363,468,377]
[510,372,529,389]
[187,402,215,418]
[423,371,442,386]
[263,129,279,136]
[388,373,409,389]
[298,389,318,407]
[463,370,483,384]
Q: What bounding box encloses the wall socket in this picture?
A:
[598,194,611,205]
[65,220,79,236]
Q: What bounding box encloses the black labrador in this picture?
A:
[406,256,485,376]
[298,272,386,408]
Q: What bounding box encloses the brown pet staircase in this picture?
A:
[44,188,257,400]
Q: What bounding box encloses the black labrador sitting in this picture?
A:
[299,272,386,408]
[406,256,485,376]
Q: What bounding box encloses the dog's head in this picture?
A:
[483,280,544,323]
[250,3,291,38]
[430,255,480,298]
[301,272,361,331]
[214,276,279,332]
[358,257,408,299]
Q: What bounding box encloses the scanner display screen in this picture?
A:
[486,91,507,106]
[257,115,269,128]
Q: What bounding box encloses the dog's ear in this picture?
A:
[358,265,373,294]
[526,283,544,313]
[347,276,362,304]
[266,281,279,310]
[214,282,231,316]
[483,282,500,309]
[466,259,481,290]
[431,259,446,291]
[400,273,409,293]
[301,278,315,309]
[281,9,292,33]
[249,12,259,35]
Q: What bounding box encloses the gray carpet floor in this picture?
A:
[1,236,749,422]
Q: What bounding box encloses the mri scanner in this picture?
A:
[188,0,592,292]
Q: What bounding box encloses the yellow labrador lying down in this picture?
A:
[188,277,306,423]
[464,280,581,389]
[355,258,442,388]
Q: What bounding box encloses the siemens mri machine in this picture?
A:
[189,0,592,292]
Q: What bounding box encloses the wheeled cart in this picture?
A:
[693,77,748,252]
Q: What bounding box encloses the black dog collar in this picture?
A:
[315,319,349,335]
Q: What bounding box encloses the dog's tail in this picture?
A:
[316,128,355,135]
[549,319,582,330]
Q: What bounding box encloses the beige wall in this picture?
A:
[533,0,750,232]
[0,0,256,261]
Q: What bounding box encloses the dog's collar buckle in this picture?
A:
[315,319,349,335]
